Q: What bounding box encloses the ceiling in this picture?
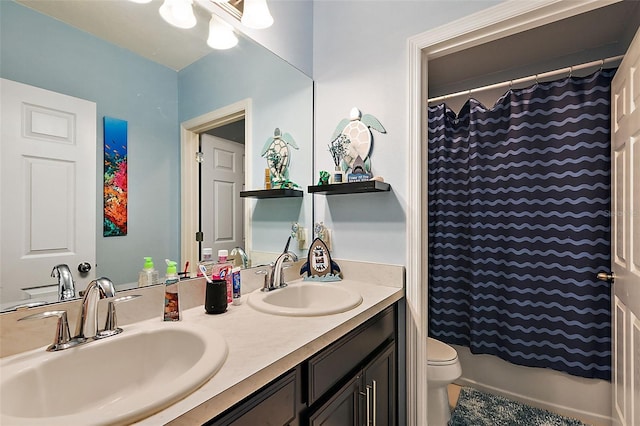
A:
[16,0,243,71]
[429,0,640,97]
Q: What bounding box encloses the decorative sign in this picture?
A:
[329,107,386,182]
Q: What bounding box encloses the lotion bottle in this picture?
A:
[163,259,181,321]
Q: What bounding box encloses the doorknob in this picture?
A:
[596,272,615,283]
[78,262,92,274]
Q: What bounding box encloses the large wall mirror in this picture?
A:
[0,0,313,312]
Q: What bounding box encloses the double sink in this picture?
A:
[0,280,362,425]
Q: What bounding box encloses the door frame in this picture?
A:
[405,1,622,424]
[180,98,252,275]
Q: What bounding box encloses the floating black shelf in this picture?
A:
[239,188,304,199]
[308,180,391,195]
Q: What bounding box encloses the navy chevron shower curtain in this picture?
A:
[427,69,615,380]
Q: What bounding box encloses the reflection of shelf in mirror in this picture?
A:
[240,189,304,199]
[308,181,391,195]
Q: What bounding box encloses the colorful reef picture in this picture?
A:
[103,117,128,237]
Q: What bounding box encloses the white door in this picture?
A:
[200,133,244,257]
[610,27,640,426]
[1,79,96,302]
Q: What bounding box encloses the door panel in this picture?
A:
[611,26,640,426]
[201,134,244,257]
[1,79,96,303]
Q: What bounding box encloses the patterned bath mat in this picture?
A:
[449,387,588,426]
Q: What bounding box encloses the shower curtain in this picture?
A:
[427,69,615,380]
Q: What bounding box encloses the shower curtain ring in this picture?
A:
[568,66,573,79]
[599,59,605,71]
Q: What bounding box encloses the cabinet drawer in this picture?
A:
[307,306,395,405]
[207,369,298,426]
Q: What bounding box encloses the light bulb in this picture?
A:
[159,0,196,29]
[241,0,273,29]
[207,14,238,50]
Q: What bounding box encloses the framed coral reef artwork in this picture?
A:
[103,116,128,237]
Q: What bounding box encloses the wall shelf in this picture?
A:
[308,180,391,195]
[240,189,304,199]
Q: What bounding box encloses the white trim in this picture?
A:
[405,0,622,424]
[180,98,253,275]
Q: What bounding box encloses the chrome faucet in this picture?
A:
[231,246,249,268]
[74,277,116,341]
[51,264,76,301]
[262,251,298,292]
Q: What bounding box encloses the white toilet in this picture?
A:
[427,337,462,426]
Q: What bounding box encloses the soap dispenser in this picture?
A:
[163,259,181,321]
[138,257,159,288]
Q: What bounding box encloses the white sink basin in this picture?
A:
[247,281,363,316]
[0,319,227,426]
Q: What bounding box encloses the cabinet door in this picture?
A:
[207,369,298,426]
[363,343,396,426]
[308,374,361,426]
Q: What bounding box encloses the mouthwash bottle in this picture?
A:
[211,250,233,303]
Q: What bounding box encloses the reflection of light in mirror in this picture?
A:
[159,0,197,29]
[207,14,238,50]
[241,0,273,29]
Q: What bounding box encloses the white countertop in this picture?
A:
[135,277,403,425]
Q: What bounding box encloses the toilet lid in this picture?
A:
[427,337,458,365]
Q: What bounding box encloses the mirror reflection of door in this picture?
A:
[0,79,97,303]
[200,121,245,259]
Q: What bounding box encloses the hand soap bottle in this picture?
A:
[138,257,159,287]
[163,259,181,321]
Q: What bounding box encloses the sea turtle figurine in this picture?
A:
[330,107,386,173]
[261,128,299,187]
[300,237,341,281]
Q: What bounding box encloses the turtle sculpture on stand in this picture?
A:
[330,107,386,181]
[261,127,299,189]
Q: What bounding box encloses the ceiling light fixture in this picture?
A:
[159,0,197,29]
[129,0,153,3]
[241,0,273,29]
[207,14,238,50]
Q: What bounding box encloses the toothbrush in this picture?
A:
[199,264,212,283]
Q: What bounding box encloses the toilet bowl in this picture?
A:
[427,337,462,426]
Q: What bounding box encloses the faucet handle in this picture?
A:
[19,310,80,352]
[97,294,142,339]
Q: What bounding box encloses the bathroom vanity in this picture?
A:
[207,305,396,425]
[0,260,404,426]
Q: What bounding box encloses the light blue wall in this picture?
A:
[312,0,502,266]
[178,36,314,256]
[0,1,180,285]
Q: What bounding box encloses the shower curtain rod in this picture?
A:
[427,55,624,103]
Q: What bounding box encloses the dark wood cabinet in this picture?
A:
[205,368,301,426]
[363,342,396,426]
[308,374,361,426]
[307,342,396,426]
[205,305,397,426]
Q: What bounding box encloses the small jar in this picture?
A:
[332,166,344,184]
